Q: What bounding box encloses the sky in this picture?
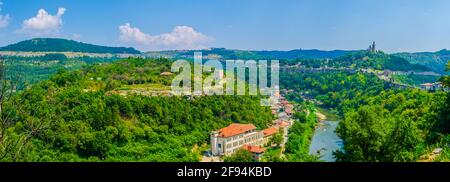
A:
[0,0,449,53]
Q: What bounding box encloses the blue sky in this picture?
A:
[0,0,449,52]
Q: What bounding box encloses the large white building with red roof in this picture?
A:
[210,123,267,156]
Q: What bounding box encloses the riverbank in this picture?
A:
[309,120,343,162]
[316,107,340,121]
[309,106,343,162]
[284,103,320,162]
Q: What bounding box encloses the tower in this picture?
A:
[368,41,376,52]
[371,41,376,52]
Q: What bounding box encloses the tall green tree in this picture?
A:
[383,118,423,161]
[335,106,389,162]
[269,132,283,147]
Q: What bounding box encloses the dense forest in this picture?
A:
[0,58,273,161]
[0,38,141,54]
[394,49,450,74]
[335,89,450,161]
[335,62,450,162]
[281,71,389,113]
[392,74,441,86]
[280,61,450,162]
[1,54,122,88]
[282,51,432,72]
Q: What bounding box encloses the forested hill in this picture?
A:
[333,51,432,71]
[146,48,355,60]
[281,50,433,72]
[394,49,450,74]
[0,57,273,161]
[0,38,141,54]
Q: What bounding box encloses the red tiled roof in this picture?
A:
[277,121,290,127]
[243,144,265,153]
[263,126,278,136]
[218,123,256,138]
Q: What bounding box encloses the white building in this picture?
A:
[210,123,264,156]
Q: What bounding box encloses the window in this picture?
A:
[218,144,222,148]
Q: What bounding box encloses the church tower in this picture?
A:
[367,41,376,52]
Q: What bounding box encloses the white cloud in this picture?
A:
[119,23,213,50]
[0,1,10,29]
[21,7,66,35]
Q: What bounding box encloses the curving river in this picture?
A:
[309,121,344,162]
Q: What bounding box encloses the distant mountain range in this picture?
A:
[145,48,355,60]
[1,38,448,73]
[0,38,141,54]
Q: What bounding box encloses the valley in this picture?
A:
[0,38,449,162]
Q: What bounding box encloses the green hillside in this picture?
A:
[333,51,431,71]
[0,38,141,54]
[0,58,273,162]
[146,48,354,60]
[280,61,450,162]
[394,49,450,74]
[282,50,432,72]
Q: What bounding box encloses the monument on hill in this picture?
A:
[368,41,376,52]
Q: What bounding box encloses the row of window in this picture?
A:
[226,135,261,147]
[226,134,243,142]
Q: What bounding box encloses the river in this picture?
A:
[308,121,344,162]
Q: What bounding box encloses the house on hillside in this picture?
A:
[420,83,434,91]
[420,82,445,91]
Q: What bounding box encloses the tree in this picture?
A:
[437,61,450,133]
[293,112,307,123]
[335,106,389,162]
[223,149,255,162]
[441,61,450,87]
[269,131,283,147]
[383,118,423,161]
[261,148,285,162]
[0,60,46,161]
